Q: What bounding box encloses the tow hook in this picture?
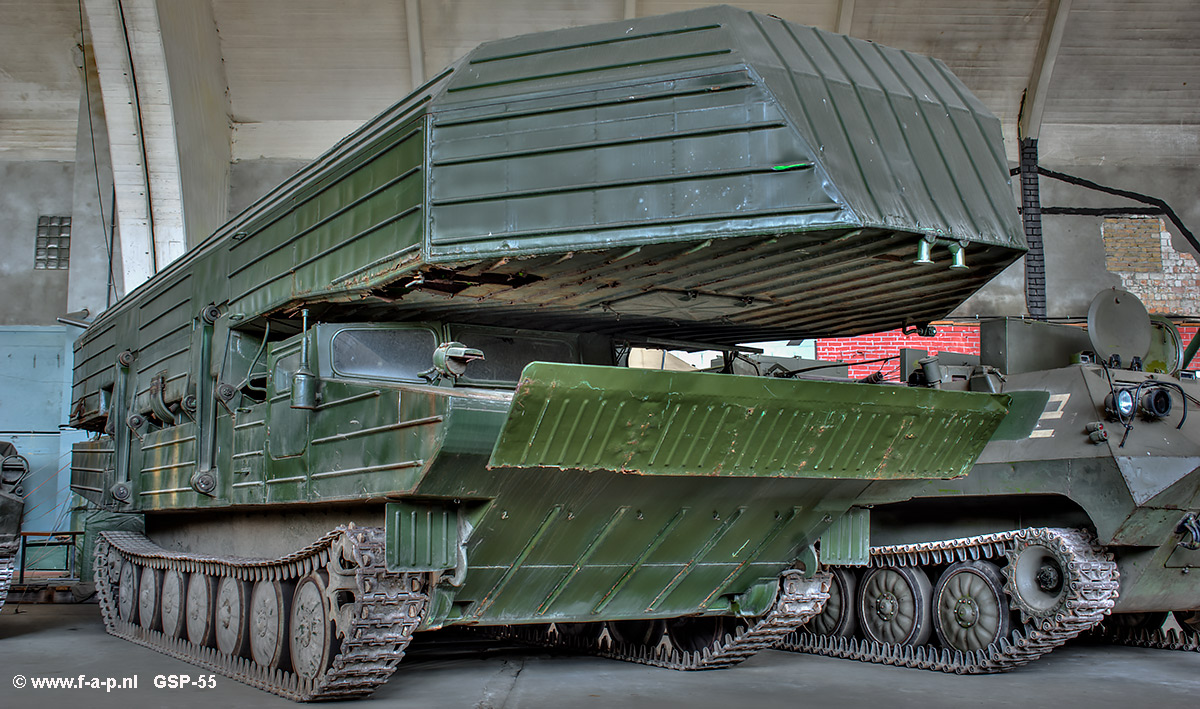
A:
[1176,512,1200,551]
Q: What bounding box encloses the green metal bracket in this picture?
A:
[820,507,870,566]
[385,501,459,572]
[731,577,780,617]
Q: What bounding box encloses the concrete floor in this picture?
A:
[3,603,1199,709]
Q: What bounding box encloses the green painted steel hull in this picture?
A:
[69,7,1027,434]
[66,8,1026,629]
[856,361,1200,613]
[72,360,1010,625]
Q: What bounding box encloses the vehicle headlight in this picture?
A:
[1140,389,1172,419]
[1105,389,1135,418]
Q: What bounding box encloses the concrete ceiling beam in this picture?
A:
[1019,0,1073,142]
[81,0,185,292]
[405,0,425,91]
[836,0,855,36]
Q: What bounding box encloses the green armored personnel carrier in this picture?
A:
[68,6,1027,700]
[784,289,1200,671]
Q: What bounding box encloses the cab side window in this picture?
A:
[330,328,438,382]
[272,352,300,394]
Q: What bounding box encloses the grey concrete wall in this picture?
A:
[158,0,232,247]
[0,161,75,326]
[228,158,309,219]
[955,163,1200,320]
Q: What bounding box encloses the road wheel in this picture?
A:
[291,574,336,681]
[250,579,292,669]
[666,616,747,654]
[186,573,216,646]
[138,566,162,631]
[857,566,932,646]
[215,576,250,657]
[932,561,1011,652]
[160,568,186,639]
[807,567,858,638]
[117,560,139,624]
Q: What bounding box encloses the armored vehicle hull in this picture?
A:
[0,442,28,611]
[784,294,1200,671]
[68,7,1026,701]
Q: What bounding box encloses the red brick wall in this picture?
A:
[1181,325,1199,366]
[816,325,981,380]
[818,322,1200,379]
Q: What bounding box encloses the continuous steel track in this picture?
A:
[1091,619,1200,652]
[489,569,831,670]
[95,525,426,701]
[781,528,1119,673]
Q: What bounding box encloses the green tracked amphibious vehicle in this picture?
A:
[783,289,1200,672]
[69,6,1028,700]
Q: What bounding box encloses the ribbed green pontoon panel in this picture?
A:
[490,363,1011,480]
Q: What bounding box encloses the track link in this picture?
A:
[0,540,16,612]
[95,525,426,701]
[490,569,831,670]
[1091,619,1200,652]
[781,528,1119,673]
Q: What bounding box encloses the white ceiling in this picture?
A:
[1,0,1198,165]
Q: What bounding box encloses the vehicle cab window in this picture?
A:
[450,327,578,384]
[329,327,438,382]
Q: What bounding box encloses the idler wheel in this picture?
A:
[807,567,858,638]
[857,566,932,646]
[932,561,1011,652]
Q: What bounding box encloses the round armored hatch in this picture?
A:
[1087,290,1151,365]
[1145,316,1185,375]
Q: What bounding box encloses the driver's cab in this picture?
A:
[267,322,588,399]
